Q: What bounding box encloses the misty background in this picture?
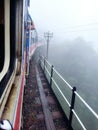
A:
[29,0,98,113]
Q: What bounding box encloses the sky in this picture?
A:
[29,0,98,49]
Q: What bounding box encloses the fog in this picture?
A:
[29,0,98,113]
[39,37,98,113]
[29,0,98,51]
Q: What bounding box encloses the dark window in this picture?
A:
[0,0,4,72]
[0,0,16,98]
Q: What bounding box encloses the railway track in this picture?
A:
[23,53,70,130]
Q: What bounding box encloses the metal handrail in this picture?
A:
[44,65,51,77]
[72,109,87,130]
[45,58,51,67]
[75,91,98,119]
[52,78,71,107]
[53,68,73,90]
[40,56,98,130]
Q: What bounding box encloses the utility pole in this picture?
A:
[44,31,53,59]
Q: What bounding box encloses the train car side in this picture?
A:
[0,0,36,129]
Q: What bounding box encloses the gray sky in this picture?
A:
[29,0,98,48]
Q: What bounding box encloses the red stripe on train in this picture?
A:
[14,71,25,130]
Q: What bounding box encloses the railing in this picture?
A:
[40,56,98,130]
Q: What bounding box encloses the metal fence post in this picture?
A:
[39,55,41,66]
[68,86,76,129]
[50,65,54,87]
[44,57,46,72]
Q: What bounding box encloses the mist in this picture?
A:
[39,37,98,113]
[29,0,98,113]
[53,39,98,112]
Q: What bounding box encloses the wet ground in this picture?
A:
[23,50,70,130]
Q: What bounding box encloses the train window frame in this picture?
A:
[0,0,4,73]
[0,0,10,81]
[0,0,16,101]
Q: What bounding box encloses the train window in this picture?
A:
[0,0,10,81]
[0,1,4,72]
[0,0,16,99]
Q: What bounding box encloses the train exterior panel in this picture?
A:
[0,0,38,129]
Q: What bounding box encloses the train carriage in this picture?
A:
[0,0,37,129]
[25,12,38,75]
